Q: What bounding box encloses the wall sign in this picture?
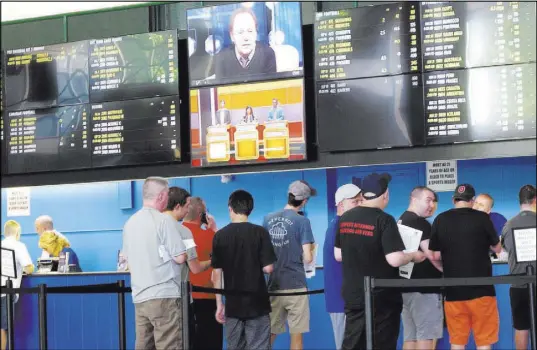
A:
[426,160,458,192]
[513,227,536,263]
[6,187,31,217]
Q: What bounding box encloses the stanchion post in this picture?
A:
[527,265,536,350]
[181,281,191,350]
[364,276,374,350]
[117,280,127,350]
[38,284,48,350]
[6,279,15,350]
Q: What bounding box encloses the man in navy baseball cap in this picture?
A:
[335,172,425,349]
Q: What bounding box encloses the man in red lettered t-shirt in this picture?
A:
[182,197,223,350]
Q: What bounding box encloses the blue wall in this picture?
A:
[1,156,535,271]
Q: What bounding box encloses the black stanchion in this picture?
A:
[527,265,536,350]
[6,279,15,350]
[364,276,374,350]
[181,281,191,350]
[117,280,127,350]
[38,284,48,350]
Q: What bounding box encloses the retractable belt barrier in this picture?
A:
[0,280,323,350]
[1,280,130,350]
[364,266,537,350]
[3,271,534,350]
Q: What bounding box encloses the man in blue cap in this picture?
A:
[335,173,426,350]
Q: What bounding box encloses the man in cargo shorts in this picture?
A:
[122,177,188,349]
[263,180,316,350]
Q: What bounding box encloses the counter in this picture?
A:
[11,264,519,350]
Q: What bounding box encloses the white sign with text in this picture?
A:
[513,227,536,263]
[426,160,458,192]
[6,187,31,217]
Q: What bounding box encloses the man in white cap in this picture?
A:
[263,180,316,350]
[324,184,362,349]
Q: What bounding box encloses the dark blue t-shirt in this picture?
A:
[263,209,315,291]
[62,247,82,272]
[323,216,345,313]
[490,212,507,236]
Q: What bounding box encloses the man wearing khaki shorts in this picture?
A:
[263,180,316,349]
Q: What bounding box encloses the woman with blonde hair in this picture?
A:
[38,231,82,272]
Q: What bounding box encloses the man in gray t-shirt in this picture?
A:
[122,177,188,350]
[263,180,316,349]
[501,184,536,350]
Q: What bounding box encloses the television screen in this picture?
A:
[425,63,536,145]
[187,2,304,87]
[421,1,536,72]
[190,78,306,167]
[4,41,89,111]
[90,95,180,168]
[89,30,179,103]
[314,2,421,81]
[6,104,91,174]
[317,74,425,152]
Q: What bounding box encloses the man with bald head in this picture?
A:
[34,215,70,258]
[122,176,188,349]
[215,7,277,81]
[399,186,443,350]
[473,193,508,237]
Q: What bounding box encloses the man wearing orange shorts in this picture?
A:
[429,184,502,350]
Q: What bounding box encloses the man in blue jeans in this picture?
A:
[324,184,362,349]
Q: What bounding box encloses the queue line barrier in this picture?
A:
[1,280,324,350]
[4,270,534,350]
[364,266,537,350]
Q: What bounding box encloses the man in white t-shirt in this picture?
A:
[35,215,69,258]
[1,220,34,350]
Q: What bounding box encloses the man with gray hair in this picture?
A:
[34,215,69,258]
[122,177,188,349]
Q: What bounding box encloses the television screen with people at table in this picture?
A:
[187,1,304,87]
[190,78,306,167]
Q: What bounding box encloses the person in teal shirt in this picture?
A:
[267,98,285,121]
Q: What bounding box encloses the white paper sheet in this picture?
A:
[304,244,318,279]
[397,224,423,279]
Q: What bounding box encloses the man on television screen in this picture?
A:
[268,98,285,121]
[215,7,277,81]
[215,100,231,126]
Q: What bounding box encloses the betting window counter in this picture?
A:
[12,264,518,350]
[13,271,135,350]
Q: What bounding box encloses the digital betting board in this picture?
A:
[90,95,180,168]
[421,1,536,72]
[4,41,89,111]
[315,2,421,81]
[1,52,5,174]
[425,63,536,145]
[89,30,179,103]
[317,74,425,152]
[7,104,91,174]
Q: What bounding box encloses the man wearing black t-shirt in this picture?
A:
[398,186,444,350]
[211,190,277,350]
[335,173,426,350]
[429,184,502,350]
